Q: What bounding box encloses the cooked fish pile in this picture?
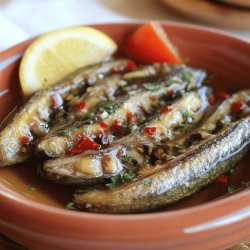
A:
[0,59,249,213]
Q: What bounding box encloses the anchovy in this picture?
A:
[0,59,131,166]
[39,147,124,185]
[36,66,206,157]
[73,116,250,213]
[67,63,171,120]
[40,87,210,185]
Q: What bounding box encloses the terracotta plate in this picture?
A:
[0,22,249,250]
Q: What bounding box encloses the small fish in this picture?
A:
[0,59,130,166]
[39,88,209,185]
[36,65,206,157]
[73,116,250,213]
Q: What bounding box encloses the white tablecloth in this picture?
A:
[0,0,250,51]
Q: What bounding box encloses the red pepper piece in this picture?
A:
[208,95,216,106]
[167,89,174,97]
[111,119,125,133]
[127,112,137,122]
[111,67,123,74]
[116,149,125,158]
[216,91,230,100]
[126,60,137,71]
[77,137,100,151]
[144,126,157,135]
[98,121,109,130]
[216,175,229,184]
[75,100,86,111]
[231,100,245,113]
[159,106,172,114]
[21,136,30,145]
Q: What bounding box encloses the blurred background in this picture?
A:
[0,0,250,51]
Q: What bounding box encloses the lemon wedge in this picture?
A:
[19,26,117,96]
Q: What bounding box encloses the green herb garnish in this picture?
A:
[99,103,117,114]
[181,108,193,125]
[122,121,128,127]
[106,168,137,189]
[143,178,152,186]
[58,130,71,136]
[240,181,250,188]
[28,186,37,192]
[65,202,77,210]
[227,185,235,193]
[120,156,132,162]
[66,141,73,150]
[165,79,176,87]
[143,83,160,91]
[182,71,192,84]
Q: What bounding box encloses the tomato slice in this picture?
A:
[124,21,182,64]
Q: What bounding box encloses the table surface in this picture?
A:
[0,0,249,249]
[0,0,249,52]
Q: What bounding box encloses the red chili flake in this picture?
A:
[126,60,137,71]
[111,119,124,133]
[216,91,230,100]
[77,137,100,152]
[167,89,174,97]
[21,136,30,145]
[126,112,137,121]
[216,175,229,184]
[117,149,124,158]
[98,121,109,130]
[231,100,245,113]
[144,126,157,135]
[111,67,122,74]
[159,106,172,114]
[75,100,87,111]
[208,95,216,106]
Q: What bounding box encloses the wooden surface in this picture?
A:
[0,234,249,249]
[161,0,250,28]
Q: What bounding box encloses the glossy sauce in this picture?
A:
[0,69,249,210]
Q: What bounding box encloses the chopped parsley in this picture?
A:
[143,178,152,186]
[143,83,160,91]
[227,185,235,193]
[122,121,128,127]
[182,71,192,84]
[98,103,117,114]
[240,181,250,188]
[57,130,72,136]
[65,202,77,210]
[87,113,96,121]
[66,141,73,150]
[106,168,137,189]
[120,156,132,162]
[28,186,37,192]
[181,108,193,125]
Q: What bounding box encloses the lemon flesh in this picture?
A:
[19,26,117,96]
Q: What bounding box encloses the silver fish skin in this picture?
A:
[0,59,130,166]
[40,87,209,185]
[73,116,250,213]
[36,66,206,157]
[39,147,125,185]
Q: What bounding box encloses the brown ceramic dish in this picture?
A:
[0,22,249,250]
